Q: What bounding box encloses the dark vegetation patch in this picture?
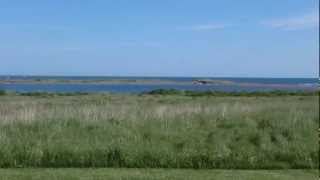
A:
[0,90,6,96]
[0,89,318,97]
[18,92,90,97]
[144,89,319,97]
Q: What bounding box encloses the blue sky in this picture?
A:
[0,0,319,77]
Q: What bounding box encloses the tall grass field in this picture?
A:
[0,91,318,169]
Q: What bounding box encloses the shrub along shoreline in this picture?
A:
[144,89,319,97]
[0,89,319,97]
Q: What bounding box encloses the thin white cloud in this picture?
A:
[190,23,230,31]
[262,11,319,30]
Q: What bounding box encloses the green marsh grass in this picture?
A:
[0,92,318,169]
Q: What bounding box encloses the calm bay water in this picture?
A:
[0,76,318,93]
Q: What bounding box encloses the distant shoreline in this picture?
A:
[0,78,318,86]
[0,79,188,85]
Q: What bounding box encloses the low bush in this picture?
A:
[0,90,5,96]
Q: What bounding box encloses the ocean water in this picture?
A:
[0,76,318,93]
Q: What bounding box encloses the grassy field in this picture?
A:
[0,168,318,180]
[0,92,318,169]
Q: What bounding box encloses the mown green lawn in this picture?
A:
[0,169,317,180]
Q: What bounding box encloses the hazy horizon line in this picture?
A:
[0,74,318,79]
